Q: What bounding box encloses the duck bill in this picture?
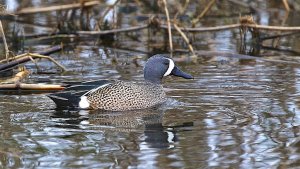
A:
[171,66,193,79]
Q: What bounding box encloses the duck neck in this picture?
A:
[144,76,162,84]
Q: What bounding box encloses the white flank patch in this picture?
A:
[80,120,90,125]
[79,96,90,109]
[79,83,111,109]
[163,59,175,77]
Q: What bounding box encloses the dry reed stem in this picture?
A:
[0,53,27,64]
[173,23,195,55]
[16,1,100,14]
[160,23,300,32]
[0,20,9,61]
[282,0,290,11]
[161,0,173,55]
[192,0,216,26]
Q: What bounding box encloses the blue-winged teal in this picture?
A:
[48,55,193,111]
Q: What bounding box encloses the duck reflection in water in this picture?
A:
[51,106,193,149]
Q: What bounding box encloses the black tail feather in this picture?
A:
[47,91,83,109]
[47,80,112,109]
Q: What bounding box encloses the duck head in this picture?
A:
[144,55,193,83]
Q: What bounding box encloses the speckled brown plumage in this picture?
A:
[85,80,166,111]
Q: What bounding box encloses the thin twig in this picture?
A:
[160,23,300,32]
[0,53,27,64]
[77,24,148,35]
[160,23,241,32]
[245,24,300,31]
[28,55,40,71]
[0,45,62,64]
[27,53,66,72]
[0,53,66,72]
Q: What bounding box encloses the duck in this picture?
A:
[47,54,193,111]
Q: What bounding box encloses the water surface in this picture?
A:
[1,0,300,168]
[1,49,300,168]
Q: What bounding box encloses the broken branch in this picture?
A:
[1,69,30,83]
[16,1,100,14]
[0,45,64,72]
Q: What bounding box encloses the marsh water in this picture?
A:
[1,1,300,169]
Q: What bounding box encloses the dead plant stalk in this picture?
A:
[161,0,173,55]
[0,20,9,61]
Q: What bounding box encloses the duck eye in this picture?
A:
[163,62,169,66]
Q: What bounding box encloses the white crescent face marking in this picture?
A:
[163,59,175,77]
